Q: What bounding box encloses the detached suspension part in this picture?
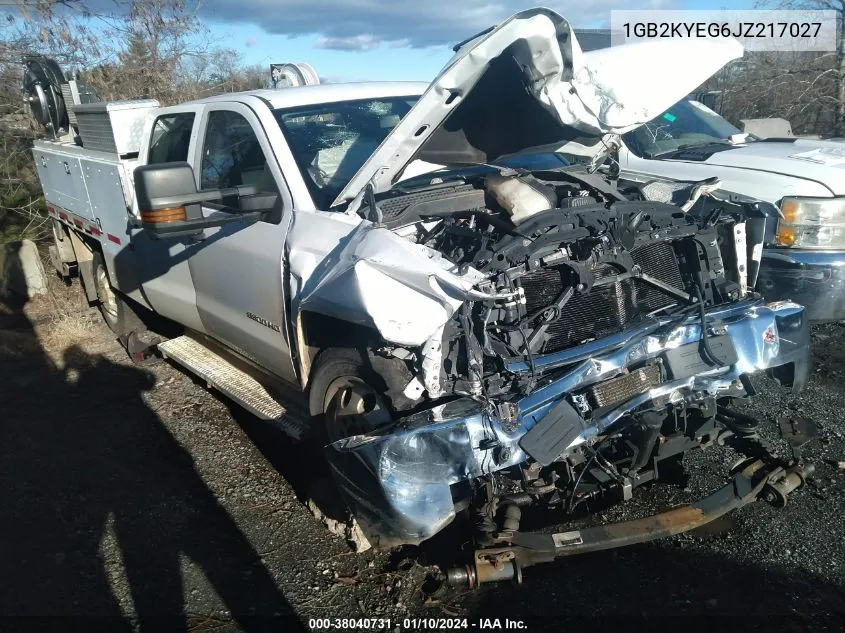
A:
[447,456,814,588]
[763,462,814,507]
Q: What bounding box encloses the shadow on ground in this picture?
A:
[224,402,354,531]
[4,271,845,630]
[462,542,845,630]
[0,293,304,632]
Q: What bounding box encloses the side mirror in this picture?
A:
[133,162,263,238]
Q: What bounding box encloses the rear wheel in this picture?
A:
[308,348,391,443]
[92,251,139,336]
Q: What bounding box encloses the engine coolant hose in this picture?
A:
[694,284,724,367]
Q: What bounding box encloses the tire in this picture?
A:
[307,347,390,443]
[92,251,140,336]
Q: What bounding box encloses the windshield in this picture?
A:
[623,99,742,158]
[275,96,418,208]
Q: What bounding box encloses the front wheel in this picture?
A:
[307,348,391,443]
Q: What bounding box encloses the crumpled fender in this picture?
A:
[295,221,486,347]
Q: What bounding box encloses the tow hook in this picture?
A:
[762,462,814,507]
[447,457,814,588]
[447,551,523,590]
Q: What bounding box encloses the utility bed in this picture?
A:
[33,139,136,224]
[34,139,139,294]
[33,98,159,297]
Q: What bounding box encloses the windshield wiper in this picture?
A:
[648,141,734,159]
[392,171,464,192]
[393,161,533,192]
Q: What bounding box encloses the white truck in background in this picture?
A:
[26,11,815,586]
[617,97,845,321]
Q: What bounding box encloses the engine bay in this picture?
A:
[379,166,753,405]
[320,163,811,579]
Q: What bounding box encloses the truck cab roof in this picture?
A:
[184,82,429,109]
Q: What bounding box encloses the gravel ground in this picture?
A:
[1,278,844,632]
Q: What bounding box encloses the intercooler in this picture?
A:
[520,241,684,354]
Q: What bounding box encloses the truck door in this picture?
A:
[185,103,298,384]
[131,106,206,332]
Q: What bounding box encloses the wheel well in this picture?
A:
[296,311,381,390]
[65,227,98,303]
[67,232,157,331]
[299,312,418,414]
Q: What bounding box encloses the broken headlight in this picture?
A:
[376,432,462,537]
[379,433,456,485]
[775,197,845,249]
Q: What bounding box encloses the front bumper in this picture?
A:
[326,299,810,547]
[758,248,845,321]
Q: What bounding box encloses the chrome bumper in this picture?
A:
[325,299,810,547]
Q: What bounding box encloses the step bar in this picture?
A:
[157,335,309,440]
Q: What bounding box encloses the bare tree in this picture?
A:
[710,1,845,135]
[0,0,268,241]
[83,0,213,103]
[179,51,268,99]
[706,49,838,135]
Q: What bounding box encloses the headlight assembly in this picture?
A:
[775,197,845,249]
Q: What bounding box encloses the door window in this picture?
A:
[201,111,277,191]
[148,113,195,163]
[199,109,281,219]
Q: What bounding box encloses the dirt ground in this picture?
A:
[1,272,844,632]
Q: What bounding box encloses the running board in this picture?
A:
[157,335,309,440]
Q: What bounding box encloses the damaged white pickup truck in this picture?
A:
[34,9,814,586]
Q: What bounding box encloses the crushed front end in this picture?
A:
[322,169,812,571]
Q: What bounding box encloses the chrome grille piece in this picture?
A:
[588,365,663,409]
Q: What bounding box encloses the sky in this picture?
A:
[200,0,758,83]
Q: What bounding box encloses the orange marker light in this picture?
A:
[780,200,799,224]
[775,226,796,246]
[140,207,187,223]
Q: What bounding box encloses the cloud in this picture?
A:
[199,0,678,49]
[316,34,380,51]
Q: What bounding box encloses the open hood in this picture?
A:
[332,8,743,207]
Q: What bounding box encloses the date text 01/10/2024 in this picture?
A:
[308,618,528,630]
